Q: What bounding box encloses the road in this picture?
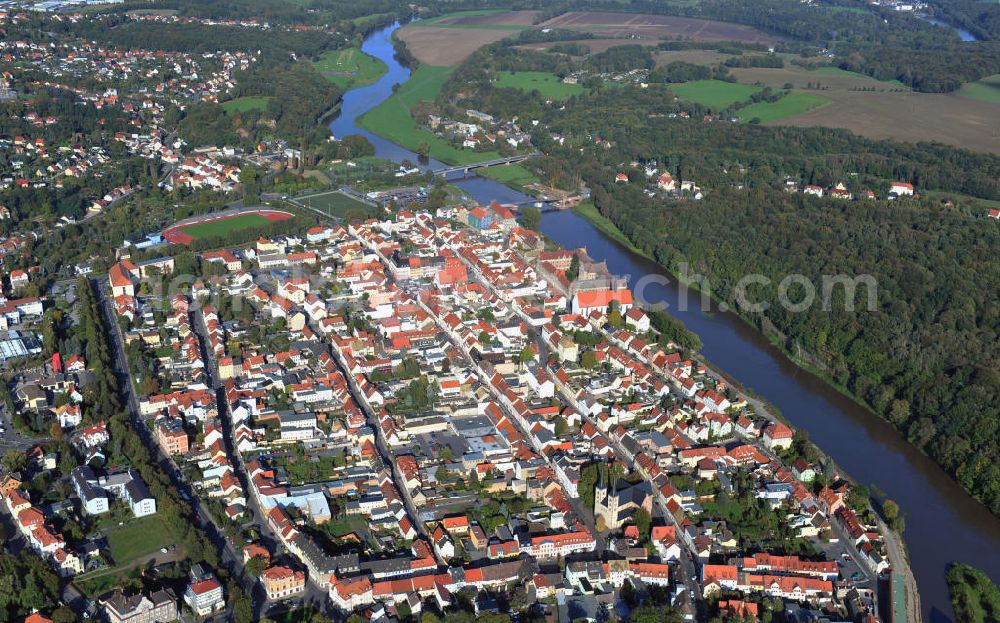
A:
[189,305,330,614]
[92,278,269,617]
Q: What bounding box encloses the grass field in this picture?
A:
[221,96,270,113]
[359,65,503,165]
[670,80,762,109]
[164,210,295,244]
[180,213,276,239]
[106,514,174,564]
[958,74,1000,104]
[739,92,831,123]
[477,163,540,191]
[298,191,380,220]
[494,71,583,100]
[313,47,387,89]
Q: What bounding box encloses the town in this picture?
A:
[0,0,997,622]
[0,194,897,623]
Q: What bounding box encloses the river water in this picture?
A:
[916,14,978,42]
[332,21,1000,623]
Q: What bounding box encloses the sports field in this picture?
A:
[298,191,380,220]
[359,66,503,165]
[221,96,270,113]
[739,92,831,123]
[163,210,294,245]
[313,47,387,89]
[670,80,762,109]
[494,71,583,100]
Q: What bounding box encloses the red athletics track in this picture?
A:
[162,210,294,245]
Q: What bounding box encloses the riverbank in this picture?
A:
[572,201,651,259]
[356,65,506,165]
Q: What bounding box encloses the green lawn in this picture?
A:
[477,163,539,191]
[670,80,762,109]
[313,47,387,89]
[958,74,1000,104]
[738,92,831,123]
[221,96,271,113]
[297,191,380,220]
[105,514,175,565]
[180,213,279,239]
[359,65,503,165]
[494,71,583,100]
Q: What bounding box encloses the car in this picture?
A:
[842,554,852,561]
[160,547,168,553]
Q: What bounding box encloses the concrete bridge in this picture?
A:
[432,152,538,178]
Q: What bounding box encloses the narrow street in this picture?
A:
[92,279,265,616]
[189,305,330,615]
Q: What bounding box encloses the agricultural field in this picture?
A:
[777,90,1000,154]
[670,79,762,109]
[221,96,270,113]
[539,11,779,44]
[163,210,294,244]
[398,10,538,66]
[654,49,734,67]
[397,26,512,66]
[518,38,660,54]
[738,92,831,123]
[958,74,1000,104]
[422,9,537,30]
[359,66,503,164]
[494,71,583,100]
[313,47,387,89]
[729,65,907,91]
[296,190,381,220]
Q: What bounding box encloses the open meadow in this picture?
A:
[313,47,387,89]
[669,80,762,109]
[221,96,270,113]
[494,71,584,100]
[359,66,503,164]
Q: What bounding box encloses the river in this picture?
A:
[332,21,1000,623]
[916,14,978,42]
